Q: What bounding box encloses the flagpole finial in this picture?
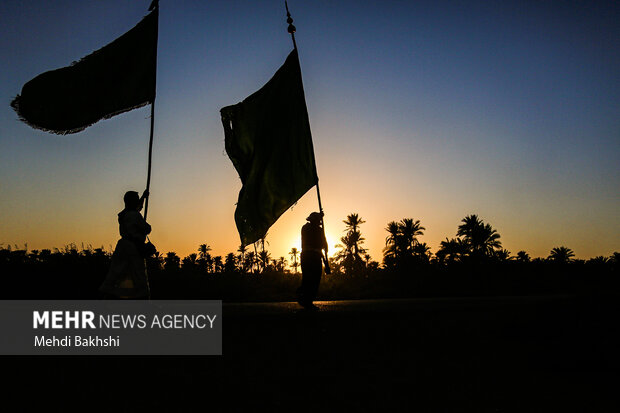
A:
[285,1,296,34]
[285,1,298,50]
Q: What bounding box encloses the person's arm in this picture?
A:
[126,211,151,239]
[139,190,151,234]
[320,222,331,274]
[142,220,152,235]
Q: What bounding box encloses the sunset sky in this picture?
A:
[1,0,618,262]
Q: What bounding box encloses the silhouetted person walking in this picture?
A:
[100,190,151,299]
[297,212,328,310]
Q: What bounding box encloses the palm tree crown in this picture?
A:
[548,246,575,263]
[337,213,367,274]
[343,213,365,234]
[383,218,426,266]
[289,247,299,273]
[456,214,502,258]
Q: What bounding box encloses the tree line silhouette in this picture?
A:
[1,213,618,300]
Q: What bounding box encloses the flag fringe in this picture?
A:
[10,95,151,135]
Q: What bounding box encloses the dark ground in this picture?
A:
[6,295,620,411]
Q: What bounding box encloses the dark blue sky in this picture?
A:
[1,0,618,259]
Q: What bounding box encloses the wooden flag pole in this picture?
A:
[144,0,159,300]
[144,99,155,221]
[285,1,330,272]
[285,1,322,213]
[143,0,159,221]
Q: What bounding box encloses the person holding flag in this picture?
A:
[221,2,330,308]
[100,189,152,299]
[12,1,161,300]
[298,212,328,310]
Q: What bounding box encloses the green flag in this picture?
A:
[221,49,318,246]
[11,7,158,135]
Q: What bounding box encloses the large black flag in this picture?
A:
[221,49,318,246]
[11,7,158,134]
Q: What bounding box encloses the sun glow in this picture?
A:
[324,232,338,258]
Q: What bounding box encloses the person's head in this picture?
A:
[306,211,323,224]
[123,191,142,211]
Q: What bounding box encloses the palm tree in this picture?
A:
[399,219,425,252]
[383,218,426,266]
[457,214,502,258]
[259,238,269,253]
[237,244,247,273]
[494,249,511,261]
[343,213,365,234]
[515,251,530,263]
[197,244,212,273]
[412,242,431,263]
[258,250,271,272]
[436,238,467,264]
[364,253,371,267]
[384,221,400,253]
[198,244,211,259]
[245,251,257,273]
[289,247,299,273]
[587,256,609,265]
[182,253,198,268]
[213,256,224,273]
[164,252,180,270]
[480,223,502,255]
[338,213,367,273]
[457,214,482,239]
[275,256,287,272]
[383,221,401,265]
[204,254,214,273]
[548,247,575,263]
[343,213,366,259]
[224,253,237,272]
[338,229,367,274]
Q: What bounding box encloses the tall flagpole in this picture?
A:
[285,1,330,272]
[144,99,155,220]
[143,0,159,221]
[285,1,322,214]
